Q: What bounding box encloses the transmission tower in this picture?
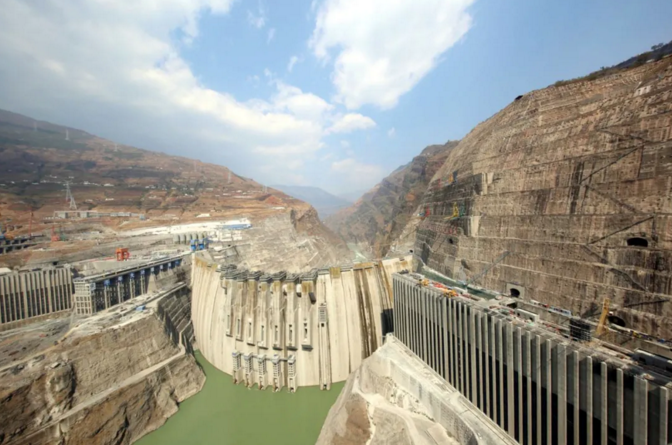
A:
[64,182,77,210]
[228,170,232,184]
[65,129,69,141]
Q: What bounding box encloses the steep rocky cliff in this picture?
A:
[0,311,204,445]
[326,141,458,258]
[316,337,512,445]
[416,57,672,338]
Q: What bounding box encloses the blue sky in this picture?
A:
[0,0,671,196]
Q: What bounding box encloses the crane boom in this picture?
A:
[595,298,611,337]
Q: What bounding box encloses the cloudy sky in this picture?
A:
[0,1,670,195]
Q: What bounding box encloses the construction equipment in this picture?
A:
[441,288,458,298]
[595,297,611,337]
[51,225,59,242]
[115,247,130,261]
[464,251,511,287]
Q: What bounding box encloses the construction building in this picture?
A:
[53,210,145,219]
[392,272,671,445]
[73,255,186,315]
[0,266,73,330]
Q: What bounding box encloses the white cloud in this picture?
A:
[310,0,473,109]
[247,3,267,29]
[287,55,299,72]
[330,158,384,189]
[326,113,376,134]
[340,140,350,148]
[267,28,275,43]
[0,0,377,187]
[387,127,396,138]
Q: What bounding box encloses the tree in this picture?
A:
[651,43,664,51]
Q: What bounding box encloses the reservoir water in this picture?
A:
[136,352,343,445]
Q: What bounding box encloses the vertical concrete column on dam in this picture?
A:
[257,274,272,389]
[297,270,319,387]
[391,273,672,445]
[271,272,287,391]
[323,267,348,383]
[284,274,299,353]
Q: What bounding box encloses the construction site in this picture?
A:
[1,38,672,445]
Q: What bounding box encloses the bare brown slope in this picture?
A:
[0,109,346,254]
[416,57,672,338]
[325,141,457,258]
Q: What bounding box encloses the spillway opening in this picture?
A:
[627,237,648,247]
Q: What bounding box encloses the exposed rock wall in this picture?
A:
[416,58,672,338]
[0,311,204,445]
[215,213,351,273]
[316,336,515,445]
[326,142,458,258]
[190,253,410,390]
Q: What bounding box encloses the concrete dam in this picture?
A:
[191,254,411,390]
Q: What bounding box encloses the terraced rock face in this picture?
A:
[326,141,458,258]
[416,58,672,338]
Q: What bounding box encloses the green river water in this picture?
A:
[136,352,343,445]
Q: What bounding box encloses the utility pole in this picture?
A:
[64,182,77,210]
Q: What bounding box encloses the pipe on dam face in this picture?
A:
[392,273,671,445]
[190,254,411,391]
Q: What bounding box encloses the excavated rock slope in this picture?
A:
[316,337,514,445]
[416,58,672,338]
[326,142,457,258]
[0,313,204,445]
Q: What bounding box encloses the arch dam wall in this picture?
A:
[191,253,411,390]
[416,59,672,338]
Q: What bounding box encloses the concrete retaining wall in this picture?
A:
[393,273,672,445]
[0,267,73,330]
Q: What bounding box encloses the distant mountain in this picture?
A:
[335,189,368,203]
[271,185,351,218]
[0,108,344,255]
[325,141,459,257]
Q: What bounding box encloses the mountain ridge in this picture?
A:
[325,140,459,257]
[270,185,351,218]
